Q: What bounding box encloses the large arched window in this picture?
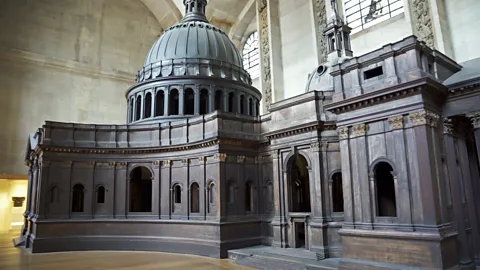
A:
[374,162,397,217]
[242,31,260,79]
[129,167,152,212]
[214,90,223,111]
[135,96,142,121]
[129,98,135,122]
[190,183,200,213]
[72,184,84,213]
[344,0,404,33]
[228,92,235,113]
[169,89,179,115]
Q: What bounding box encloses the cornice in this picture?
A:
[325,77,446,114]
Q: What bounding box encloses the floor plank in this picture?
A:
[0,231,254,270]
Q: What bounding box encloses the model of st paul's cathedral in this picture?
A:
[17,0,480,269]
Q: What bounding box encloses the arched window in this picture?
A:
[97,186,106,204]
[129,167,152,212]
[228,92,235,113]
[129,99,135,122]
[173,184,182,204]
[169,89,179,115]
[72,184,84,213]
[265,181,274,212]
[374,162,397,217]
[255,101,260,117]
[245,182,253,212]
[242,31,260,79]
[135,96,142,121]
[155,90,165,116]
[184,88,195,115]
[214,90,223,111]
[144,92,152,118]
[331,172,344,212]
[248,98,254,116]
[50,186,59,204]
[227,182,236,204]
[190,183,200,213]
[207,182,216,214]
[200,89,209,115]
[240,95,245,114]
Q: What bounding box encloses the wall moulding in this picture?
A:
[0,45,133,83]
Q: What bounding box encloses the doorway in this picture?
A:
[294,222,306,248]
[287,154,311,213]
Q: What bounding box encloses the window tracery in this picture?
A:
[242,31,260,79]
[344,0,404,33]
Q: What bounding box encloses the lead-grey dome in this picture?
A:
[144,21,243,69]
[127,0,261,125]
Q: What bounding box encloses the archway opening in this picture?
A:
[129,99,135,122]
[248,98,254,116]
[200,89,209,114]
[144,92,152,118]
[190,183,200,213]
[288,154,311,213]
[129,167,152,212]
[228,93,235,113]
[375,162,397,217]
[135,96,142,121]
[240,95,245,114]
[72,184,84,213]
[169,89,179,115]
[155,90,165,116]
[208,182,216,214]
[215,90,223,111]
[332,172,344,213]
[184,88,195,115]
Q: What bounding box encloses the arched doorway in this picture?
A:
[286,154,311,249]
[129,167,152,212]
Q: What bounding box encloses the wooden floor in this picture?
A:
[0,231,253,270]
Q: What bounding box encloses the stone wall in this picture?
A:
[0,0,162,175]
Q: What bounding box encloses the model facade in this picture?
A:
[18,0,480,269]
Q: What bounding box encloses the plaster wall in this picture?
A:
[278,0,317,99]
[0,180,28,232]
[445,0,480,63]
[0,0,162,175]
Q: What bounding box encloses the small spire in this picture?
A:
[183,0,208,23]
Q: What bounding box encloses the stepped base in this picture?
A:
[228,246,340,270]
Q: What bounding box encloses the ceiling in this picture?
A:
[140,0,257,47]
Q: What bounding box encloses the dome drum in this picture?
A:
[127,79,261,124]
[136,58,252,85]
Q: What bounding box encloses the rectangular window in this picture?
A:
[344,0,404,33]
[364,66,383,80]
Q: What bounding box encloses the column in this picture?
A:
[140,92,145,119]
[114,162,127,219]
[178,87,184,115]
[468,112,480,169]
[161,160,171,219]
[164,90,169,116]
[338,127,354,228]
[256,0,284,112]
[208,87,215,113]
[214,154,227,220]
[443,118,470,264]
[153,161,161,218]
[194,85,200,115]
[223,89,228,112]
[151,90,155,118]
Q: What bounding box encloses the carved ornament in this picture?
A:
[321,142,328,152]
[270,150,279,159]
[198,156,206,164]
[237,156,246,163]
[338,127,349,140]
[315,0,327,62]
[258,0,272,111]
[311,142,320,152]
[162,160,171,167]
[412,0,435,48]
[467,111,480,129]
[442,118,453,135]
[409,109,440,127]
[388,115,404,130]
[182,159,190,165]
[153,161,161,167]
[214,153,227,162]
[351,124,367,138]
[116,162,127,169]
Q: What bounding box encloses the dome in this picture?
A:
[144,21,243,69]
[127,0,261,125]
